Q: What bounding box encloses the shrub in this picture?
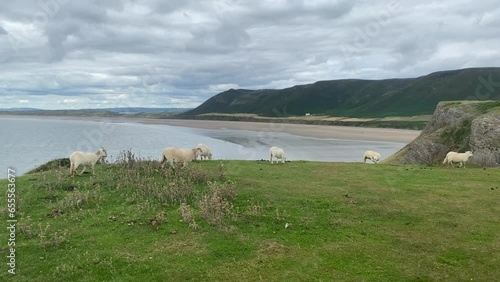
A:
[57,188,101,211]
[18,216,38,239]
[38,223,69,248]
[115,149,137,166]
[198,181,237,227]
[179,203,199,230]
[27,158,71,174]
[207,180,236,201]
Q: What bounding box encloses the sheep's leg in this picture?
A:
[160,155,167,168]
[91,165,95,175]
[78,166,86,175]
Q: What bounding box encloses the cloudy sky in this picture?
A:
[0,0,499,109]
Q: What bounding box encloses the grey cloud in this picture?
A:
[186,23,251,54]
[0,0,498,109]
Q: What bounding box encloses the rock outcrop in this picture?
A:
[384,101,500,166]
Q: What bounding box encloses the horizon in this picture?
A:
[0,106,193,111]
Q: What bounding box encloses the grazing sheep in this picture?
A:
[363,150,381,164]
[442,151,473,168]
[269,146,286,164]
[161,147,202,168]
[196,144,213,160]
[70,148,107,177]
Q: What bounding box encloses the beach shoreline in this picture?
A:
[0,115,421,143]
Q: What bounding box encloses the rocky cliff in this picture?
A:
[384,101,500,166]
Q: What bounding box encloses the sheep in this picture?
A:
[70,148,107,177]
[196,144,213,161]
[363,150,381,164]
[442,151,473,168]
[161,147,202,168]
[269,146,286,164]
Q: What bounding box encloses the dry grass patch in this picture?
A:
[153,237,208,256]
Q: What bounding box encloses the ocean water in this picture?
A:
[0,117,407,178]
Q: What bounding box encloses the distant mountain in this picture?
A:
[0,107,191,116]
[185,68,500,118]
[0,107,40,111]
[97,107,192,114]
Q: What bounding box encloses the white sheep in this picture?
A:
[442,151,473,168]
[196,144,213,160]
[363,150,381,164]
[70,148,107,177]
[161,147,202,168]
[269,146,286,164]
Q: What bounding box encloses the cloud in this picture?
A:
[0,0,499,109]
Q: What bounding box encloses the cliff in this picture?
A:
[384,101,500,166]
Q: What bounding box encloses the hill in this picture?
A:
[184,67,500,118]
[2,158,499,281]
[384,100,500,166]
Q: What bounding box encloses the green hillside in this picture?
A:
[185,67,500,118]
[2,157,499,281]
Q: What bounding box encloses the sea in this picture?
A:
[0,117,408,178]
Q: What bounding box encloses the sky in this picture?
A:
[0,0,499,110]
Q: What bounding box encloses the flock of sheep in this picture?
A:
[68,144,475,177]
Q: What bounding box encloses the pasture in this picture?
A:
[1,157,499,281]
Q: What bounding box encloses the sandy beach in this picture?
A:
[1,115,421,143]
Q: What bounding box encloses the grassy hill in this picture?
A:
[2,157,499,281]
[184,67,500,118]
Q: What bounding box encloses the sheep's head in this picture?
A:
[465,151,473,158]
[194,147,203,156]
[99,148,108,157]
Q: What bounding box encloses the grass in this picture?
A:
[1,157,500,281]
[440,119,472,152]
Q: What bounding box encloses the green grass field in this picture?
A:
[1,158,499,281]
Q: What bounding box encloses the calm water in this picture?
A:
[0,117,407,178]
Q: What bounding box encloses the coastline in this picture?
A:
[0,115,421,143]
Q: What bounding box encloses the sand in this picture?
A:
[1,115,421,143]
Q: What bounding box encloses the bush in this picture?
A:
[179,203,199,230]
[198,181,237,227]
[27,158,70,174]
